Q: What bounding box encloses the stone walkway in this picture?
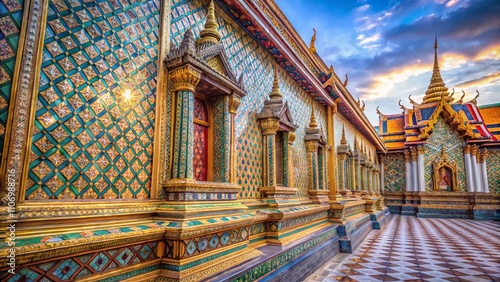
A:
[306,215,500,282]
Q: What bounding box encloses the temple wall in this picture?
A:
[384,153,405,192]
[0,0,24,168]
[424,117,466,191]
[26,0,161,200]
[334,113,376,189]
[487,149,500,194]
[170,0,327,199]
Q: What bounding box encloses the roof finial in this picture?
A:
[341,125,347,145]
[343,73,348,87]
[309,28,317,53]
[309,107,318,128]
[434,32,439,70]
[198,0,221,45]
[269,65,283,99]
[422,33,452,104]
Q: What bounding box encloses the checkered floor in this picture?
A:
[306,215,500,282]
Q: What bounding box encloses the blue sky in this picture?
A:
[274,0,500,125]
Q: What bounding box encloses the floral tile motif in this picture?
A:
[0,0,24,168]
[384,153,405,192]
[27,0,160,200]
[486,150,500,193]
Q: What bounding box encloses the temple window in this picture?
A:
[193,97,211,181]
[275,131,285,186]
[164,17,246,189]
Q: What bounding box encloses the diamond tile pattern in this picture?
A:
[307,216,500,282]
[3,242,158,281]
[0,0,23,168]
[384,153,405,192]
[26,0,160,200]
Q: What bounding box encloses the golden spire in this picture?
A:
[269,66,283,99]
[309,107,318,128]
[309,28,317,53]
[422,35,453,104]
[340,126,347,145]
[198,0,221,45]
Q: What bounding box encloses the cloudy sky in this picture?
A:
[274,0,500,125]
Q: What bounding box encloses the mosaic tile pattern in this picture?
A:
[3,242,159,281]
[212,95,230,183]
[0,0,23,167]
[424,118,466,191]
[384,153,405,192]
[170,0,327,198]
[486,150,500,194]
[26,0,160,200]
[306,215,500,282]
[177,226,248,258]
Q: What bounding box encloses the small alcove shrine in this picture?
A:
[433,147,458,192]
[256,67,299,208]
[161,1,251,216]
[304,107,328,204]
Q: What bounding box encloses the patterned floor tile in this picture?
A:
[306,215,500,282]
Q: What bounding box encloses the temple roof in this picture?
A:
[478,103,500,141]
[377,40,498,150]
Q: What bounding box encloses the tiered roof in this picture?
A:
[377,38,498,150]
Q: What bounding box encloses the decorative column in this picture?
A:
[470,145,481,192]
[404,149,412,192]
[261,118,280,187]
[354,149,362,193]
[480,149,489,192]
[306,108,329,204]
[337,126,351,196]
[365,161,371,194]
[380,155,385,193]
[463,145,473,192]
[476,147,483,192]
[229,95,241,184]
[327,104,342,201]
[360,155,367,194]
[410,147,418,191]
[286,132,296,188]
[306,141,319,192]
[367,160,373,194]
[170,65,201,179]
[417,145,425,192]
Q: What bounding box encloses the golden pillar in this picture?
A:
[169,65,201,179]
[260,118,280,187]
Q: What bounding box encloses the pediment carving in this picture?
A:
[165,28,245,99]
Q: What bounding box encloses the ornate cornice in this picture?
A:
[463,144,471,154]
[404,149,411,163]
[259,118,280,135]
[169,65,201,92]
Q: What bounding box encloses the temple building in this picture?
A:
[377,38,500,219]
[0,0,389,280]
[0,0,497,280]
